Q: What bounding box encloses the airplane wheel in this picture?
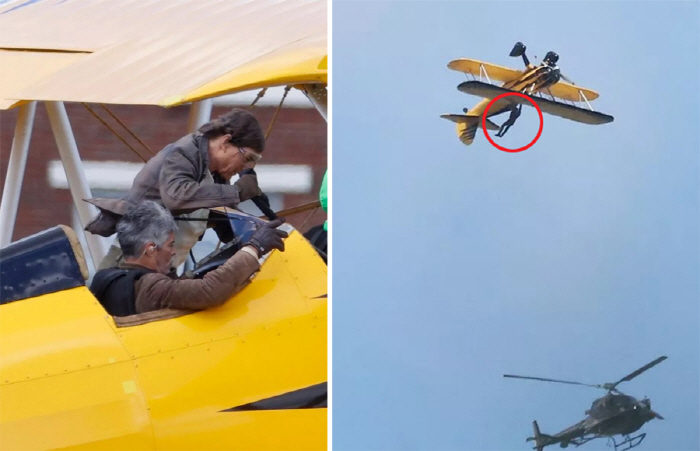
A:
[510,42,526,57]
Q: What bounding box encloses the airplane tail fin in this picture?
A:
[526,421,555,451]
[439,114,499,131]
[440,113,500,146]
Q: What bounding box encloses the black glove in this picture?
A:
[235,173,263,202]
[237,169,277,219]
[245,218,288,256]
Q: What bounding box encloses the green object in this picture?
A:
[319,171,328,231]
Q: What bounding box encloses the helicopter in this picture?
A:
[504,356,667,451]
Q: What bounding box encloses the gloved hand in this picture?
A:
[235,173,263,202]
[245,218,288,256]
[239,168,277,219]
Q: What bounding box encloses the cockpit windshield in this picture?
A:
[191,209,268,278]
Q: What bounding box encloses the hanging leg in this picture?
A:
[497,123,512,137]
[0,102,36,247]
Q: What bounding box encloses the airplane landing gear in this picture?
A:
[509,41,530,67]
[509,42,526,57]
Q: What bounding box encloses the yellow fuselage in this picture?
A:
[0,230,327,450]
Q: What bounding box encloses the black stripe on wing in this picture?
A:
[221,382,327,412]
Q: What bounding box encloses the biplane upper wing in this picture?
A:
[448,59,523,83]
[458,81,614,125]
[0,0,326,109]
[448,58,601,102]
[0,50,88,110]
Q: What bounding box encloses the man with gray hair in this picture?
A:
[90,201,286,317]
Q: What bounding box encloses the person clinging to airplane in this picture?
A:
[84,108,271,270]
[495,103,522,138]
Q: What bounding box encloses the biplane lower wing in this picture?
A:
[457,81,614,125]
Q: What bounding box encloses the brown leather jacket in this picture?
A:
[85,133,242,237]
[120,249,260,313]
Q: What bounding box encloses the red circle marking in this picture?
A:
[482,92,543,153]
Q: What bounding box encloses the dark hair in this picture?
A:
[198,108,265,153]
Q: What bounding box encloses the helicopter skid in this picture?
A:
[610,433,646,451]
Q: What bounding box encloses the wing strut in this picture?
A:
[46,101,107,264]
[479,64,492,84]
[0,102,36,247]
[579,90,593,111]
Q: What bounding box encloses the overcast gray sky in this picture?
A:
[332,1,699,450]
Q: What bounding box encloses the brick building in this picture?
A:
[0,89,327,269]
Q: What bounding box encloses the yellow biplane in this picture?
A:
[0,1,327,450]
[441,42,614,146]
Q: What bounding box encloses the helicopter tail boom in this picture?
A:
[526,421,556,451]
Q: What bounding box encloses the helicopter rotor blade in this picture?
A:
[609,356,668,390]
[503,374,603,389]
